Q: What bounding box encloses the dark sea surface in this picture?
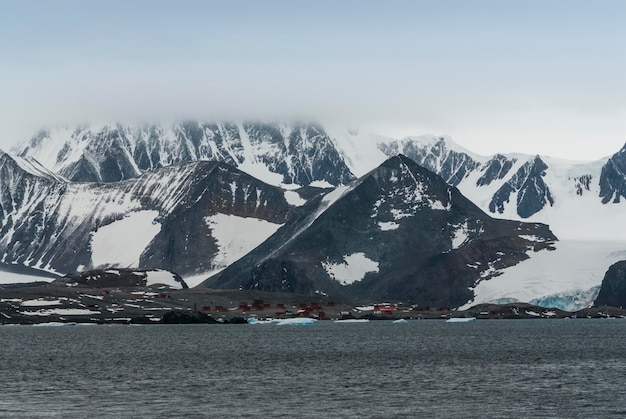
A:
[1,319,626,418]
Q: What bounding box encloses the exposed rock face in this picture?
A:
[489,156,554,218]
[18,122,355,187]
[204,155,557,307]
[599,144,626,204]
[476,154,516,187]
[378,138,557,218]
[594,261,626,307]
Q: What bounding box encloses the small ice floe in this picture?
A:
[334,319,370,323]
[392,318,408,324]
[446,317,476,323]
[275,318,316,326]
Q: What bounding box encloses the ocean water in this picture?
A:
[1,319,626,418]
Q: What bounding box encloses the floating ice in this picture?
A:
[275,318,316,326]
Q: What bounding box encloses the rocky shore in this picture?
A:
[1,283,625,325]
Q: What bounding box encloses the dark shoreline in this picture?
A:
[1,283,624,325]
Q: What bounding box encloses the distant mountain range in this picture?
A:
[2,121,626,309]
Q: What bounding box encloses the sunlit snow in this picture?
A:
[91,211,161,268]
[322,253,379,285]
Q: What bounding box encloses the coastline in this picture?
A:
[2,283,625,325]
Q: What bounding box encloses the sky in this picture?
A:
[0,0,624,160]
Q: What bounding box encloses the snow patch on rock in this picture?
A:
[91,211,161,268]
[451,222,470,249]
[284,190,306,206]
[322,253,379,285]
[206,214,283,268]
[145,270,184,289]
[379,221,399,231]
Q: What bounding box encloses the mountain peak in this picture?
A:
[17,121,356,187]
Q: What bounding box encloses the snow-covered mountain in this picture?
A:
[329,130,626,242]
[6,121,626,309]
[0,149,307,279]
[17,122,354,187]
[17,123,626,241]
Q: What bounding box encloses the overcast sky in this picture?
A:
[0,0,624,159]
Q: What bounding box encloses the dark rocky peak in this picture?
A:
[594,260,626,307]
[599,142,626,204]
[476,154,517,187]
[204,154,557,307]
[489,155,554,218]
[366,154,455,214]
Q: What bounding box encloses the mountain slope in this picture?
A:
[0,150,307,277]
[204,155,557,307]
